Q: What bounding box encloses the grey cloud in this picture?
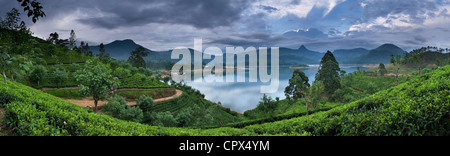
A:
[75,0,251,29]
[260,5,279,13]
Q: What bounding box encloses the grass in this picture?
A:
[42,88,83,100]
[115,89,176,101]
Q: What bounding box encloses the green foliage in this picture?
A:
[118,106,143,123]
[152,111,178,127]
[52,67,68,88]
[115,89,175,101]
[378,62,387,76]
[128,46,149,68]
[257,94,277,116]
[120,73,170,89]
[316,51,341,94]
[1,65,450,136]
[285,69,310,99]
[29,65,47,86]
[137,95,154,112]
[43,88,82,99]
[102,96,127,118]
[175,107,194,127]
[243,65,450,136]
[75,59,119,112]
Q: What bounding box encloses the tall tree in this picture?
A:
[0,8,21,30]
[75,59,119,113]
[285,69,310,99]
[29,65,47,87]
[47,32,59,44]
[315,51,341,95]
[378,62,387,77]
[406,49,425,75]
[53,68,69,88]
[128,46,149,68]
[98,43,106,60]
[68,30,76,50]
[390,53,402,85]
[0,45,13,84]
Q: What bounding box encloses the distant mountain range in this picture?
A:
[91,39,405,65]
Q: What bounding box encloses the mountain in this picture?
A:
[91,39,211,63]
[345,44,405,64]
[90,39,144,60]
[277,45,324,65]
[91,39,404,65]
[333,48,370,63]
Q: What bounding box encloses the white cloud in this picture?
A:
[253,0,346,19]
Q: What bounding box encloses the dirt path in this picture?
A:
[65,89,183,108]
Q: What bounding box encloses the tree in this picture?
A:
[0,45,14,84]
[102,96,127,118]
[29,65,47,87]
[53,68,69,88]
[75,59,119,113]
[305,81,323,115]
[315,51,341,95]
[390,53,402,85]
[98,43,106,60]
[153,111,178,127]
[257,94,277,116]
[175,107,194,127]
[137,95,154,112]
[16,0,46,23]
[47,32,59,44]
[0,8,21,30]
[378,62,387,77]
[68,30,76,50]
[406,50,425,75]
[118,106,143,123]
[128,46,149,68]
[284,69,310,99]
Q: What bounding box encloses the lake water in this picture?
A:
[185,65,369,113]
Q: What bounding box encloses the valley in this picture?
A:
[1,0,450,137]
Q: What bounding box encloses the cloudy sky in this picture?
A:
[2,0,450,52]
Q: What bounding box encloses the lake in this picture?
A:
[184,65,369,113]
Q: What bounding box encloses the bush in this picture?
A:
[118,106,144,123]
[102,96,127,118]
[153,111,178,127]
[137,95,154,112]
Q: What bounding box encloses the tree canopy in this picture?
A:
[315,51,341,94]
[128,46,149,68]
[75,59,119,112]
[285,69,310,99]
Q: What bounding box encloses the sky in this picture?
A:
[2,0,450,52]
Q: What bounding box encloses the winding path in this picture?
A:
[64,89,183,108]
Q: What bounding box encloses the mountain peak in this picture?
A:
[373,43,404,53]
[111,39,136,44]
[298,45,308,50]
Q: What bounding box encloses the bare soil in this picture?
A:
[65,89,183,108]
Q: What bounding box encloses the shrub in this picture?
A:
[118,106,144,123]
[137,95,154,112]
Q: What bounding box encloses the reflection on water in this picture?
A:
[185,65,369,113]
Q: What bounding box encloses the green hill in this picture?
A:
[1,64,449,136]
[346,44,405,64]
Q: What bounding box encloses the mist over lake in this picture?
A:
[185,65,369,113]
